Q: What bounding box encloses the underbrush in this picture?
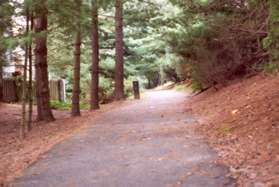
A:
[174,83,192,92]
[50,100,90,110]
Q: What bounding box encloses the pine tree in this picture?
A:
[90,0,100,110]
[0,0,14,102]
[34,0,55,122]
[27,12,34,131]
[0,60,3,102]
[72,0,82,116]
[114,0,125,100]
[20,5,30,139]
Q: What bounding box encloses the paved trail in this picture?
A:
[13,90,234,187]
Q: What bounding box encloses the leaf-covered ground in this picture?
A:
[0,102,126,185]
[187,74,279,186]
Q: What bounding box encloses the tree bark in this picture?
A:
[114,0,125,100]
[90,0,100,110]
[20,7,30,139]
[71,0,82,116]
[0,46,4,102]
[72,31,81,116]
[0,60,3,102]
[34,1,55,122]
[27,12,34,131]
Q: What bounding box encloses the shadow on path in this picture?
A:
[12,90,235,187]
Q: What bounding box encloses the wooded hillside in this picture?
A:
[0,0,279,186]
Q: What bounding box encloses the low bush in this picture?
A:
[50,100,90,110]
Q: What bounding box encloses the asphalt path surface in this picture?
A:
[12,90,235,187]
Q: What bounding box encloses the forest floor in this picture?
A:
[2,74,279,187]
[11,90,234,187]
[187,74,279,186]
[0,101,126,185]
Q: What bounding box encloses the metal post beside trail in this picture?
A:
[133,81,140,99]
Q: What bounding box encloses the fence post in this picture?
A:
[58,79,66,102]
[133,81,140,99]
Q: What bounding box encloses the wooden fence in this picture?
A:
[2,79,18,103]
[1,79,66,103]
[49,80,66,102]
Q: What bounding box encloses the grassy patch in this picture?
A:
[218,125,233,136]
[263,63,279,74]
[50,101,90,111]
[175,84,192,92]
[191,80,203,92]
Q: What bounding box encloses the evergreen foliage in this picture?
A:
[1,0,279,102]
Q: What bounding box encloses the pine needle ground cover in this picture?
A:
[187,74,279,186]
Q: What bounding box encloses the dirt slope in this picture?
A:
[187,74,279,186]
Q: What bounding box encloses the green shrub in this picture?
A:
[175,84,188,92]
[50,100,90,110]
[99,77,114,103]
[50,100,71,110]
[167,2,268,90]
[262,63,279,74]
[191,80,203,92]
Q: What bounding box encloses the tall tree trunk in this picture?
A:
[34,1,54,122]
[0,44,4,102]
[0,60,3,102]
[27,12,34,131]
[71,0,82,116]
[114,0,125,100]
[90,0,100,110]
[20,7,30,139]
